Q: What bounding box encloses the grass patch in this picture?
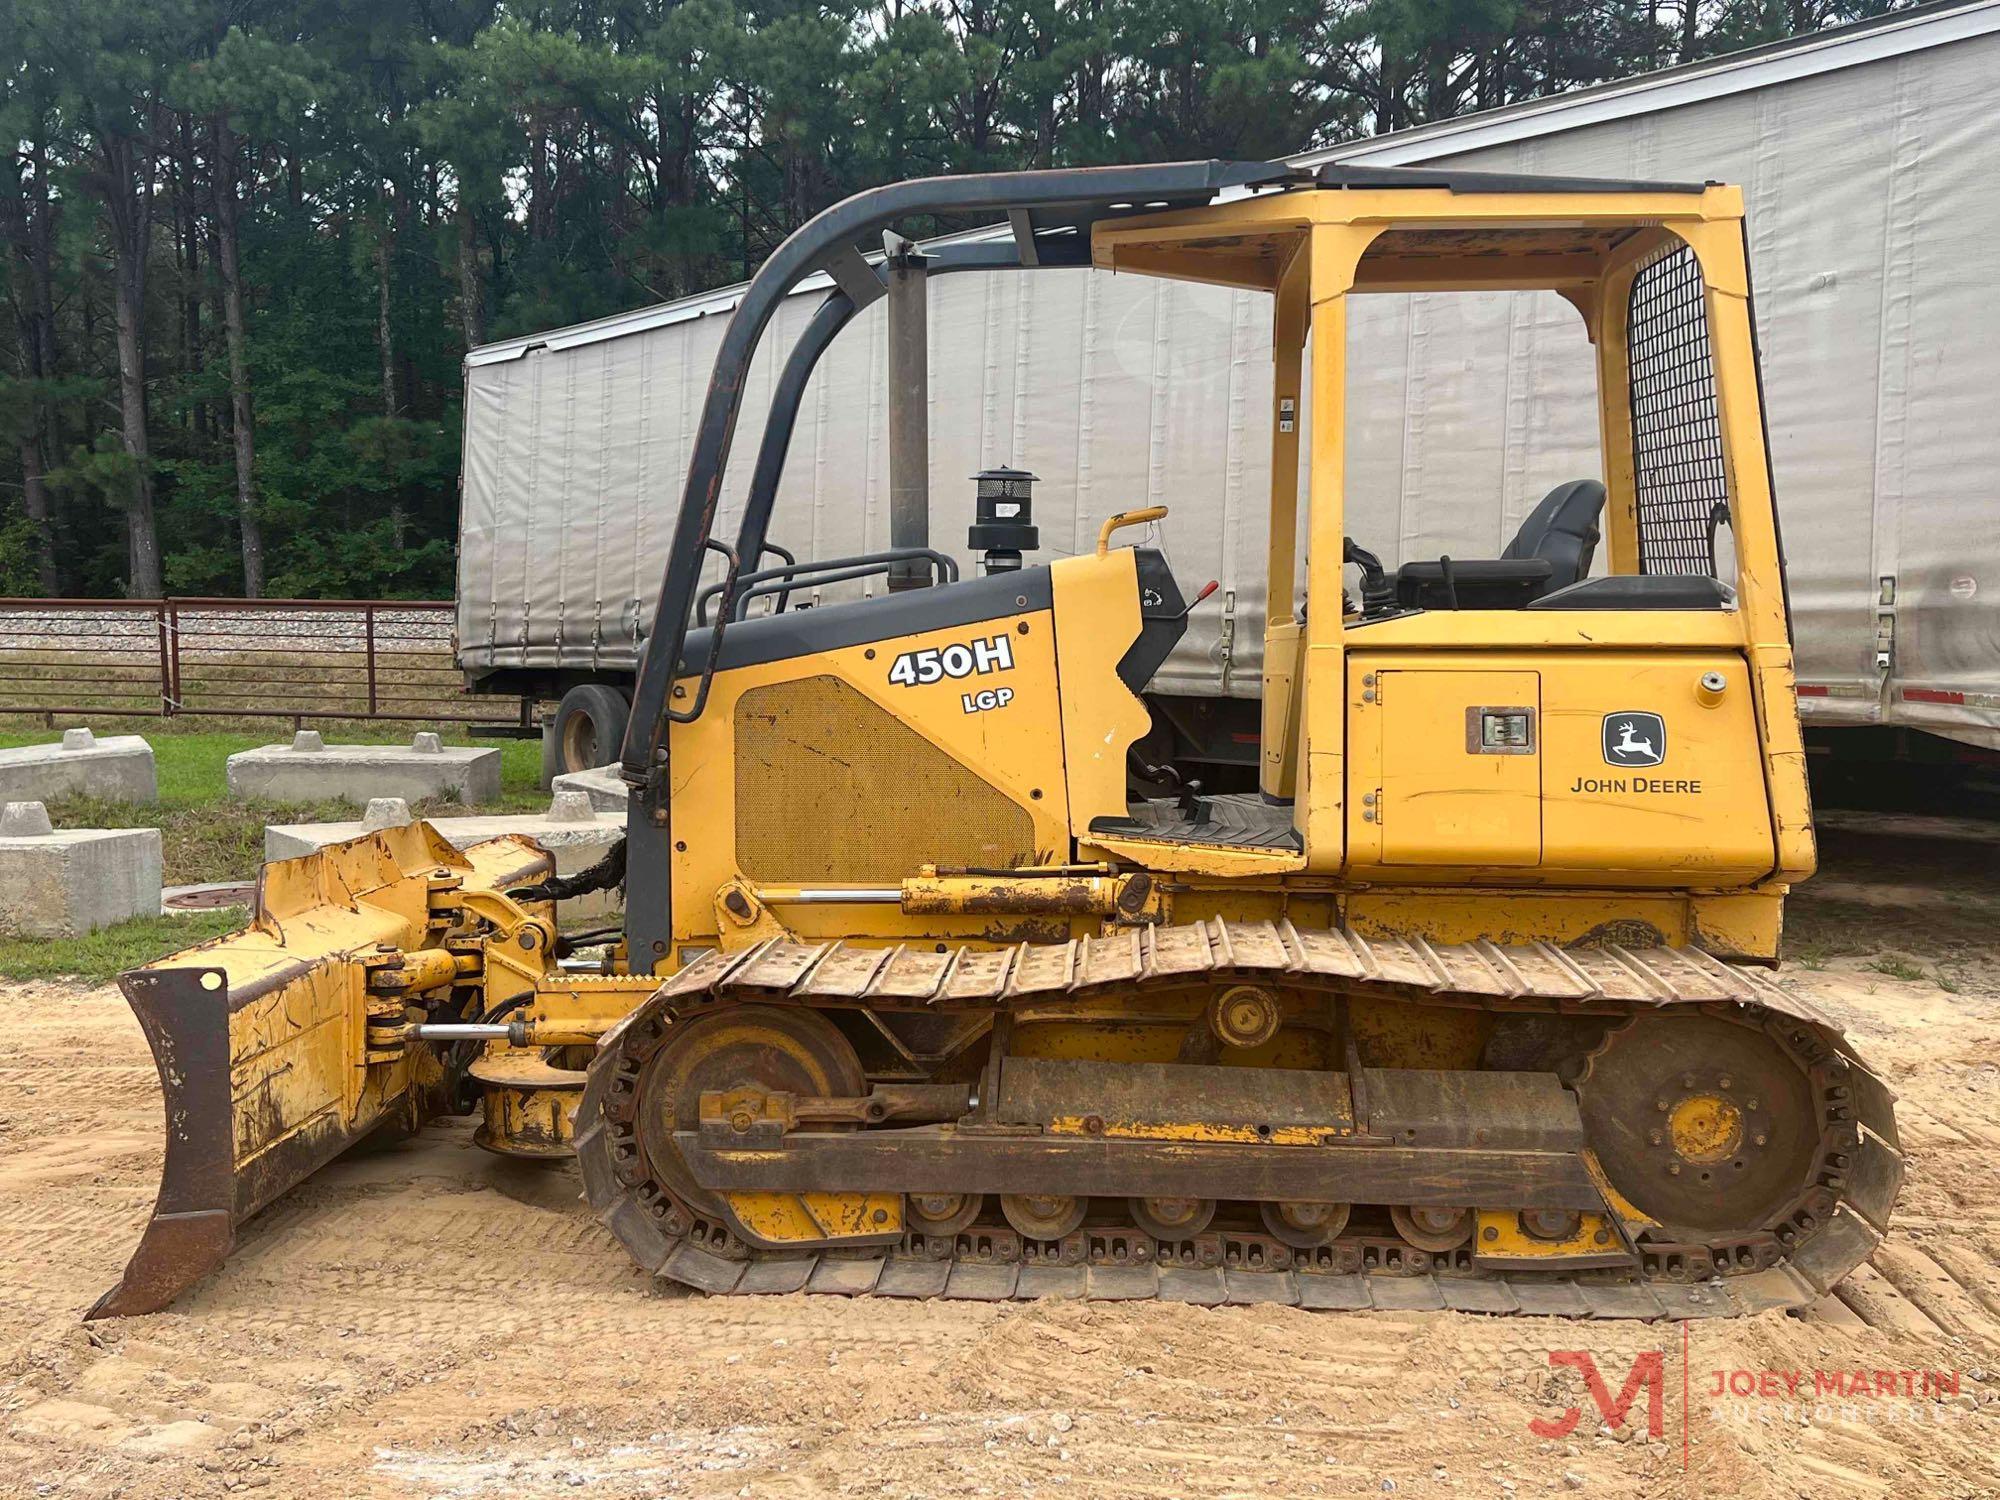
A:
[1864,956,1927,983]
[1780,908,1873,969]
[1860,954,1963,992]
[0,718,549,884]
[0,907,247,984]
[1780,930,1850,970]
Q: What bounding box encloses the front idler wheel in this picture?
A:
[632,1004,865,1221]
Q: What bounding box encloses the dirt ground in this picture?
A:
[2,813,1997,1500]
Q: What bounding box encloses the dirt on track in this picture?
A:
[3,818,1999,1500]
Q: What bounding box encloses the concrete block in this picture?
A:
[0,729,157,805]
[548,788,595,823]
[264,804,625,920]
[362,797,413,831]
[550,762,629,816]
[2,801,52,836]
[0,804,163,938]
[227,732,501,807]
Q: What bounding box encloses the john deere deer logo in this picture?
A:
[1602,711,1666,768]
[1614,721,1656,759]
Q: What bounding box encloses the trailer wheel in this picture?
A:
[549,684,630,778]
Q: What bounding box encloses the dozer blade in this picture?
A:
[90,823,552,1319]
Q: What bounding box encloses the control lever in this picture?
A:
[1343,538,1396,615]
[1127,750,1205,821]
[1124,579,1218,822]
[1179,579,1220,618]
[1183,781,1209,823]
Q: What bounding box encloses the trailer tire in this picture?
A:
[549,684,631,779]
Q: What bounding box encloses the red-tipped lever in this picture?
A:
[1181,579,1220,617]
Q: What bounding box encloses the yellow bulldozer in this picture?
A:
[94,160,1901,1321]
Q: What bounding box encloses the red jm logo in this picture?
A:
[1530,1351,1666,1439]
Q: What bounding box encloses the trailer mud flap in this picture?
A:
[88,823,552,1319]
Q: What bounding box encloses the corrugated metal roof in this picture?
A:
[466,0,1998,368]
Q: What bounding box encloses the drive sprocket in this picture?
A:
[1572,1011,1819,1236]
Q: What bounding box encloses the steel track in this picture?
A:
[575,919,1904,1319]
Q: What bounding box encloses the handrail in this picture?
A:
[1095,507,1169,556]
[692,542,797,625]
[665,538,743,726]
[695,548,958,625]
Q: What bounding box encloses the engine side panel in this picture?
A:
[1346,648,1776,885]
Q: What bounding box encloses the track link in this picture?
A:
[575,920,1903,1319]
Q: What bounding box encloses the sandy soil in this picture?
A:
[2,817,1996,1500]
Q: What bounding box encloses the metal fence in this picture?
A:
[0,598,533,726]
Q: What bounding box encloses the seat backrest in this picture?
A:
[1502,479,1605,591]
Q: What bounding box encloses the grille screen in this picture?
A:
[1628,244,1730,576]
[734,675,1036,883]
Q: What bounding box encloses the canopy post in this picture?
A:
[886,232,931,590]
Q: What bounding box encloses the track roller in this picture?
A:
[1390,1205,1474,1252]
[909,1192,984,1235]
[1001,1193,1087,1240]
[1129,1196,1217,1240]
[1260,1200,1351,1248]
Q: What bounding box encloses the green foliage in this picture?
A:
[1865,955,1928,984]
[0,0,1915,600]
[0,907,249,984]
[0,508,46,593]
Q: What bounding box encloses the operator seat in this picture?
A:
[1501,478,1604,592]
[1392,478,1605,609]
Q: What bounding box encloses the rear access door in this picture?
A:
[1369,668,1542,867]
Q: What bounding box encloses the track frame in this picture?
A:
[574,919,1903,1318]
